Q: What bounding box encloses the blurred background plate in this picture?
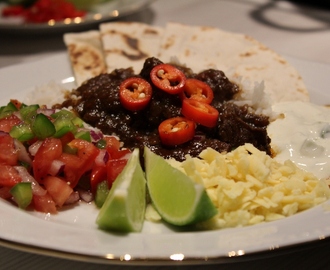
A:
[0,0,154,34]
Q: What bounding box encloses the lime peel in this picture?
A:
[144,147,217,226]
[96,148,146,232]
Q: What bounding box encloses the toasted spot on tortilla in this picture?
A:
[143,27,161,35]
[99,22,164,73]
[162,35,176,50]
[240,51,256,57]
[200,26,214,31]
[64,30,106,86]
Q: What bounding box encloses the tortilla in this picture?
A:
[64,22,309,104]
[64,30,107,86]
[158,22,309,104]
[99,22,164,74]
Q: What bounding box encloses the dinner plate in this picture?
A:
[0,52,330,265]
[0,0,154,34]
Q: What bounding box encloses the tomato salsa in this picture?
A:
[0,101,131,213]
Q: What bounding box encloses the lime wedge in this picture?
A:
[96,148,146,232]
[144,147,217,226]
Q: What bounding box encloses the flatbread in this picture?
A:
[99,22,164,73]
[64,22,309,105]
[158,22,309,104]
[64,30,107,86]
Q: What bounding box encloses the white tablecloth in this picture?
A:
[1,1,330,269]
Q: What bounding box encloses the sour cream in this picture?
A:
[267,101,330,180]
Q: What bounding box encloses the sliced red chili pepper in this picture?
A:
[150,64,186,94]
[158,117,195,146]
[180,79,214,104]
[119,77,152,111]
[181,99,219,128]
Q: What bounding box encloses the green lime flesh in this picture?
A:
[144,147,217,226]
[96,148,146,232]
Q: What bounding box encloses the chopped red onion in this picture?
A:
[78,189,93,203]
[14,139,32,165]
[14,166,47,196]
[64,191,80,205]
[89,129,103,142]
[12,111,22,120]
[94,149,109,166]
[37,108,55,116]
[28,140,43,156]
[48,159,65,176]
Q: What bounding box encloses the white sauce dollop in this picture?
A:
[267,101,330,180]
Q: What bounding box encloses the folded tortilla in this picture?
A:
[99,22,164,73]
[158,22,309,103]
[64,30,107,86]
[64,22,309,104]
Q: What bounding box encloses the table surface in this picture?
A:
[1,0,330,269]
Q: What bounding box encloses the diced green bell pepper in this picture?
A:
[96,138,107,149]
[0,101,18,119]
[19,104,39,121]
[10,182,33,209]
[31,113,56,140]
[53,114,77,138]
[9,122,34,142]
[63,144,78,155]
[95,180,109,208]
[51,109,75,119]
[72,116,84,128]
[75,130,91,142]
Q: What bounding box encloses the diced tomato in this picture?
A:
[60,139,99,188]
[109,148,131,160]
[181,99,219,128]
[90,165,108,194]
[158,117,195,146]
[32,193,57,214]
[119,77,152,111]
[0,186,12,200]
[180,78,214,104]
[32,138,62,182]
[67,139,100,172]
[0,132,18,166]
[150,64,186,94]
[0,165,22,187]
[58,153,82,188]
[10,99,23,110]
[59,131,75,148]
[104,136,121,152]
[106,159,128,185]
[0,114,21,133]
[43,176,73,207]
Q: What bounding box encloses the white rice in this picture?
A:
[226,70,278,120]
[23,80,69,106]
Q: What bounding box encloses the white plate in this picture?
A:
[1,52,330,265]
[0,0,153,34]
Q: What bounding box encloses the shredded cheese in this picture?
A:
[167,143,330,229]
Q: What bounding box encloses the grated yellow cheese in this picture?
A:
[167,143,330,229]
